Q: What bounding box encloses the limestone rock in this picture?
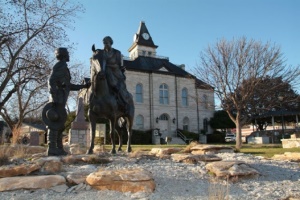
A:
[0,163,40,178]
[171,153,222,164]
[0,175,66,191]
[206,161,259,177]
[149,148,181,156]
[35,157,62,174]
[191,145,234,155]
[34,156,61,166]
[61,155,84,164]
[86,168,155,193]
[272,152,300,162]
[281,138,300,148]
[67,171,91,184]
[182,141,201,153]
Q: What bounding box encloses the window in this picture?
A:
[136,115,144,129]
[159,84,169,104]
[159,114,169,121]
[135,84,143,103]
[148,51,152,56]
[183,117,189,131]
[182,88,188,106]
[142,50,146,56]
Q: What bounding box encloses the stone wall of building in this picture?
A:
[125,70,215,134]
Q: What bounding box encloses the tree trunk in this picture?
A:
[235,118,242,150]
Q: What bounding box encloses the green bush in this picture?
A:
[207,131,226,143]
[178,129,199,141]
[105,129,152,145]
[131,129,152,144]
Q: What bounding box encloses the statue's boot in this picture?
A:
[57,132,68,156]
[47,130,61,156]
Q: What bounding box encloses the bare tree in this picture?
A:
[0,0,84,129]
[194,37,300,149]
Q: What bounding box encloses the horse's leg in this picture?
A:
[87,111,95,154]
[110,119,116,154]
[126,117,133,153]
[116,121,123,152]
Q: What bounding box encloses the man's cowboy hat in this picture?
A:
[42,102,67,130]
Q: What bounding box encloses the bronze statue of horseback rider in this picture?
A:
[91,36,130,113]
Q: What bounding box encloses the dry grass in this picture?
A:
[0,146,10,165]
[0,144,29,165]
[208,177,230,200]
[11,145,28,159]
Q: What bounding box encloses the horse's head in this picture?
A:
[91,51,106,80]
[90,47,109,96]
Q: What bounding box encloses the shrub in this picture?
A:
[178,129,199,141]
[207,131,226,143]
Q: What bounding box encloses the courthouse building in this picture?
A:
[123,22,215,137]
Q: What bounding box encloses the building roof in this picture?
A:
[124,56,213,90]
[22,122,47,131]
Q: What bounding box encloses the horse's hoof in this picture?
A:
[86,150,93,154]
[127,147,132,153]
[111,149,116,154]
[118,148,122,152]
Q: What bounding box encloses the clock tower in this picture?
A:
[128,21,158,60]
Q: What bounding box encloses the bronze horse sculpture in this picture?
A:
[87,47,134,154]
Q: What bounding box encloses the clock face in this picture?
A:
[142,33,150,40]
[133,34,138,42]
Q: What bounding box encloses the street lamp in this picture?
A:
[278,95,285,138]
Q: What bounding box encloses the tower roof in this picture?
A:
[128,21,158,52]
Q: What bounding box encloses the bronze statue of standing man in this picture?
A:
[42,48,89,156]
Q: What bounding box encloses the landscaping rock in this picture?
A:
[149,148,181,156]
[191,145,234,155]
[0,175,66,191]
[272,152,300,162]
[67,171,91,184]
[35,157,62,174]
[171,153,222,164]
[86,168,155,193]
[0,163,40,177]
[206,161,259,177]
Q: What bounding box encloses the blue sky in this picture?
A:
[67,0,299,75]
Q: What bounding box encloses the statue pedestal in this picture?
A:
[68,97,90,147]
[69,121,89,147]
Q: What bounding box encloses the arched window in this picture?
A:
[159,114,169,121]
[182,88,188,106]
[159,84,169,104]
[183,117,189,131]
[135,84,143,103]
[136,115,144,129]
